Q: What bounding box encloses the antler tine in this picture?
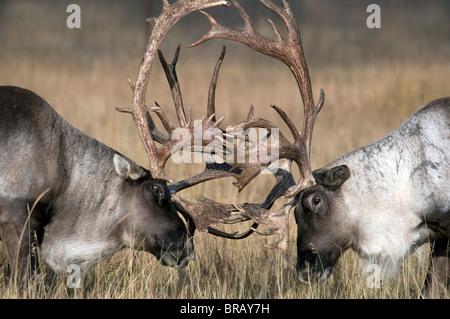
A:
[145,110,169,144]
[170,194,251,232]
[223,107,302,192]
[168,162,240,194]
[147,102,176,136]
[207,46,226,122]
[206,225,257,240]
[158,44,187,127]
[238,201,293,250]
[260,159,296,209]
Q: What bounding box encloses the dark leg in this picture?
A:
[0,201,41,284]
[422,238,449,298]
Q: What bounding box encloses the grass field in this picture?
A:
[0,0,449,298]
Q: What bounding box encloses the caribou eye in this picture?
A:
[152,185,161,196]
[312,196,321,206]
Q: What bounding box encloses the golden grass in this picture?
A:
[0,0,449,299]
[0,230,432,299]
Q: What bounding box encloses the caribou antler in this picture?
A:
[118,0,325,249]
[191,0,324,196]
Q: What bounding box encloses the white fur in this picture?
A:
[343,179,424,277]
[41,237,120,274]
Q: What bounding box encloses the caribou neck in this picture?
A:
[50,117,130,232]
[327,103,449,268]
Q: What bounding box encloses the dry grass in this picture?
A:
[0,229,432,299]
[0,0,449,299]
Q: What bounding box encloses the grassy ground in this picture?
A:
[0,0,448,298]
[0,231,432,299]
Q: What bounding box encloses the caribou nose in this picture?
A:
[297,249,333,283]
[296,258,313,283]
[297,249,321,282]
[158,229,195,268]
[175,238,195,268]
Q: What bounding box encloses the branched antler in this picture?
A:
[191,0,325,196]
[118,0,325,250]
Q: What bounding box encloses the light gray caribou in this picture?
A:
[295,98,450,297]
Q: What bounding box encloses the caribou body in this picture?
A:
[0,86,194,281]
[295,97,450,296]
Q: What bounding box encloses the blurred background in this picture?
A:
[0,0,449,299]
[1,1,449,64]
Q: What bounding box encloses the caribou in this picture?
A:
[174,0,449,297]
[294,99,449,297]
[140,0,448,298]
[0,85,195,280]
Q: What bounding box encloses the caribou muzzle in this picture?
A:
[156,232,195,268]
[296,249,334,283]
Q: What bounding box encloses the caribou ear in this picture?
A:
[313,165,350,189]
[113,154,147,181]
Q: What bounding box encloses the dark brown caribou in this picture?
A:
[0,0,311,285]
[0,86,194,281]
